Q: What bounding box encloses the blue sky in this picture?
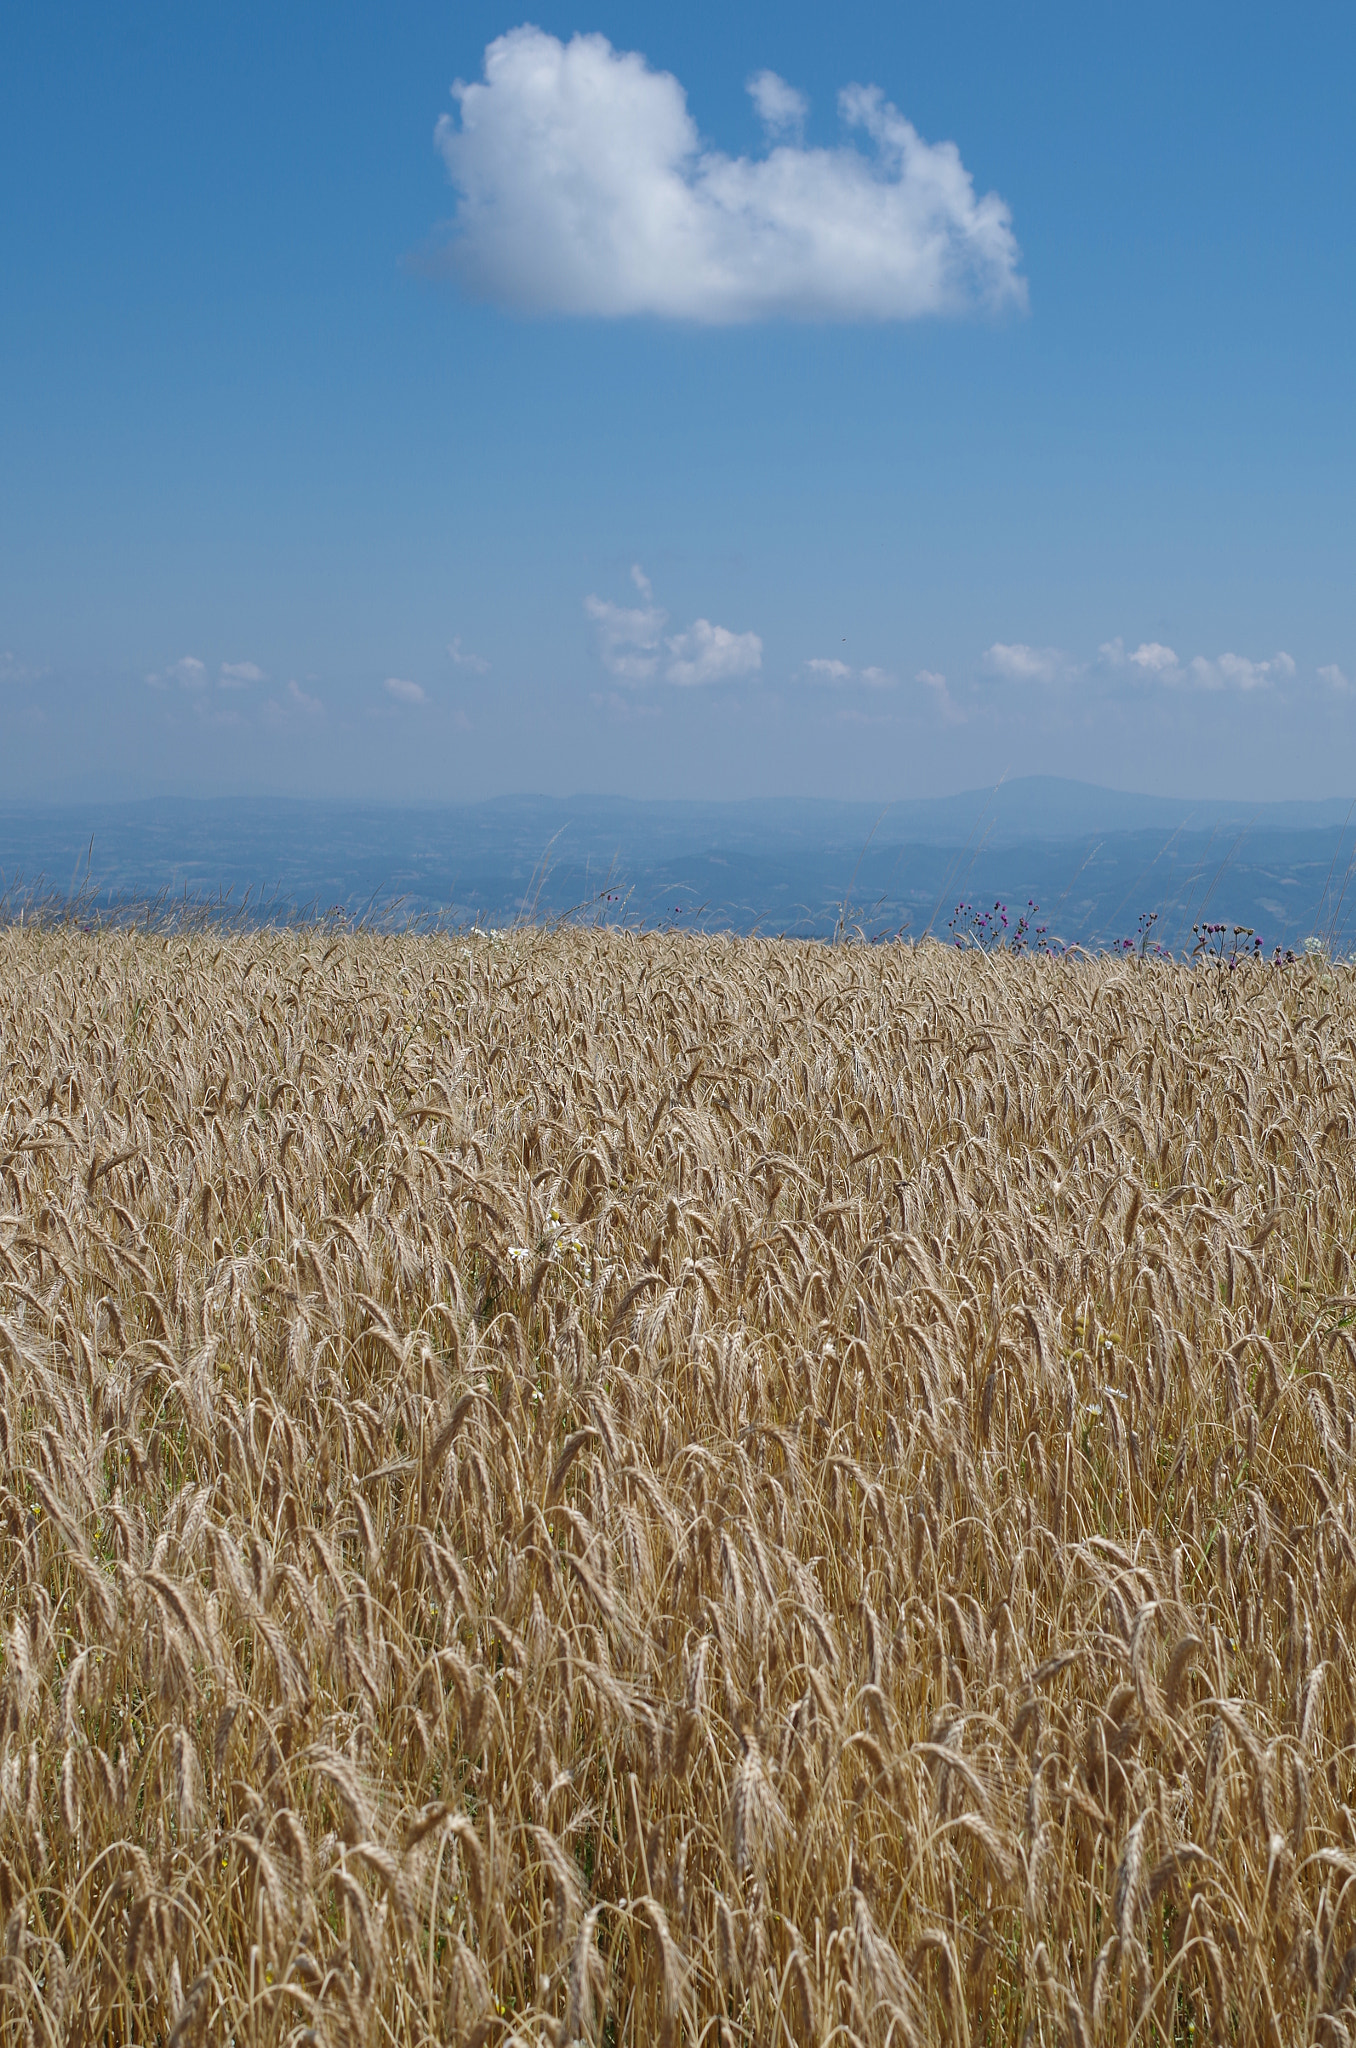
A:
[2,1,1354,802]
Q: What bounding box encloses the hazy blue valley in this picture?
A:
[3,778,1354,954]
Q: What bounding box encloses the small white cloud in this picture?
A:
[219,660,265,688]
[835,704,900,728]
[590,688,662,722]
[448,634,490,673]
[917,667,966,723]
[146,654,207,691]
[1100,639,1181,676]
[1128,641,1178,673]
[585,592,667,680]
[266,679,323,726]
[1189,650,1292,692]
[983,642,1064,683]
[748,69,808,139]
[434,27,1025,324]
[0,650,48,686]
[1320,663,1352,692]
[1101,637,1300,691]
[385,677,427,705]
[805,656,894,686]
[666,618,763,686]
[587,570,761,686]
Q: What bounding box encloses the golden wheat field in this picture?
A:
[4,927,1356,2046]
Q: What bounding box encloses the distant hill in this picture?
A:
[2,781,1355,952]
[398,779,1356,851]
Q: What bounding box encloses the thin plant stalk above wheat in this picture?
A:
[0,927,1353,2045]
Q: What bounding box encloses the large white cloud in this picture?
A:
[434,28,1025,324]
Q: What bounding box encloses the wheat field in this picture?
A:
[2,927,1356,2045]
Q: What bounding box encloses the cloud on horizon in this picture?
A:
[1190,650,1295,692]
[1099,638,1296,691]
[983,642,1066,684]
[434,27,1025,324]
[917,668,966,722]
[219,660,265,688]
[260,678,324,728]
[805,656,895,686]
